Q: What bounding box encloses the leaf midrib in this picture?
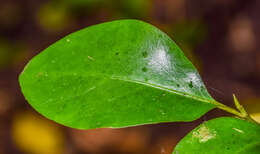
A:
[110,76,215,106]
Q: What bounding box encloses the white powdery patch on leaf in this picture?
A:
[192,124,216,143]
[148,47,172,75]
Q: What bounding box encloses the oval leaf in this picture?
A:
[19,20,216,129]
[173,117,260,154]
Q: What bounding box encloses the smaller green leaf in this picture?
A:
[173,117,260,154]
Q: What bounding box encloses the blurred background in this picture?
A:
[0,0,260,153]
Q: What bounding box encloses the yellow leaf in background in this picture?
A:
[250,112,260,123]
[12,111,64,154]
[36,2,71,32]
[242,97,260,124]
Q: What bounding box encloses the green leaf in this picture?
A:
[19,20,216,129]
[173,117,260,154]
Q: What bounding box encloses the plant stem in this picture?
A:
[211,98,259,125]
[213,100,246,118]
[233,94,248,117]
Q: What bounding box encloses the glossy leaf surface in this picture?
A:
[19,20,216,129]
[173,117,260,154]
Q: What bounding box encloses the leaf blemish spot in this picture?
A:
[142,52,148,58]
[192,125,216,143]
[189,81,193,88]
[232,128,244,133]
[142,67,148,72]
[159,109,166,115]
[88,56,95,61]
[37,72,43,77]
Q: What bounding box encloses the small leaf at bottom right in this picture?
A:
[173,117,260,154]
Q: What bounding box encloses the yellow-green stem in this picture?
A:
[211,100,259,124]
